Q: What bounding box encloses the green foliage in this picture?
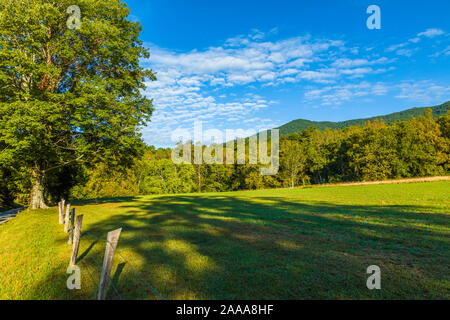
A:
[65,108,450,198]
[138,159,195,195]
[0,167,15,207]
[280,139,307,187]
[70,163,138,199]
[0,0,155,208]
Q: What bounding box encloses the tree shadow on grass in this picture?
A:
[77,240,99,264]
[38,193,450,299]
[73,196,137,206]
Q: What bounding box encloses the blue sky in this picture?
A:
[125,0,450,147]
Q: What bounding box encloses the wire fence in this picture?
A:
[80,258,100,299]
[79,230,165,300]
[86,253,122,300]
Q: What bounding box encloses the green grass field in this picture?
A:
[0,181,449,300]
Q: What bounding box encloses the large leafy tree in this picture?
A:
[0,0,155,208]
[280,139,307,188]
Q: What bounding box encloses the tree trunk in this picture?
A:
[30,170,49,210]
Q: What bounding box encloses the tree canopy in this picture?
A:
[0,0,155,208]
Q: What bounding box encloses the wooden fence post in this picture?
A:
[59,199,65,224]
[64,204,71,233]
[97,228,122,300]
[58,201,62,224]
[69,214,83,266]
[68,209,75,244]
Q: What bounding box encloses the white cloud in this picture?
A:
[395,80,450,104]
[396,49,416,57]
[304,82,389,106]
[417,28,445,38]
[386,43,407,52]
[332,58,372,68]
[140,27,449,147]
[141,32,360,146]
[386,28,447,57]
[304,78,450,107]
[430,45,450,58]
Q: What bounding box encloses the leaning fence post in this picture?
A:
[69,214,83,266]
[68,209,75,244]
[97,228,122,300]
[64,204,71,233]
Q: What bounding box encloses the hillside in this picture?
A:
[277,101,450,136]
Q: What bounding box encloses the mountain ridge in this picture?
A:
[276,101,450,136]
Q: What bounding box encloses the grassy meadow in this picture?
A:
[0,181,449,299]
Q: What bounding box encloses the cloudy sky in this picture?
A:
[125,0,450,147]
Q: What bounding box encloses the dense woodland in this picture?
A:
[2,107,448,208]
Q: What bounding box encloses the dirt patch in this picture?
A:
[322,176,450,188]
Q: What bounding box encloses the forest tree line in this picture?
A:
[1,108,449,207]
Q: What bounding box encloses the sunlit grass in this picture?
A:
[0,181,449,299]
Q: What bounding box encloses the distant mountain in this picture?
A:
[277,101,450,136]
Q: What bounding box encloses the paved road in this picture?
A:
[0,207,26,225]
